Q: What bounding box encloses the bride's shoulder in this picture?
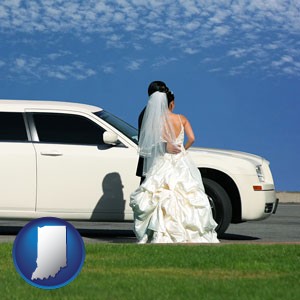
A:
[170,113,187,124]
[178,114,188,124]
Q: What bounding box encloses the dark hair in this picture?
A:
[148,80,175,106]
[148,81,168,96]
[166,90,174,106]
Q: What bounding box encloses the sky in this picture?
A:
[0,0,299,191]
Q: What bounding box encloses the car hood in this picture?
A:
[189,147,265,166]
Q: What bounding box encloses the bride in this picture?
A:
[130,91,219,243]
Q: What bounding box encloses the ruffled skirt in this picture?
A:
[130,151,219,243]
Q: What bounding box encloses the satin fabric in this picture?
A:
[130,124,219,243]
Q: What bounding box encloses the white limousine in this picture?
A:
[0,100,278,235]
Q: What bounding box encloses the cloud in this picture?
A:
[150,32,174,44]
[102,65,115,74]
[270,54,300,76]
[227,48,248,58]
[208,67,223,73]
[126,59,144,71]
[0,0,299,78]
[44,61,96,80]
[184,48,199,55]
[185,21,200,31]
[15,58,26,68]
[106,34,125,48]
[152,56,178,68]
[212,25,230,37]
[12,56,42,79]
[47,51,72,61]
[6,55,96,80]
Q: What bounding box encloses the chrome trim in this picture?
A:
[26,113,39,142]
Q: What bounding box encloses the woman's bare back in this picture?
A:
[169,113,195,150]
[169,113,184,138]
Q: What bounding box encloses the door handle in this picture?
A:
[40,151,63,157]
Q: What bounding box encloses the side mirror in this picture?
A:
[103,131,119,145]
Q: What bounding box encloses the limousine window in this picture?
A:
[0,112,28,141]
[95,110,138,144]
[33,113,105,145]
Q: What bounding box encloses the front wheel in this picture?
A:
[203,178,232,237]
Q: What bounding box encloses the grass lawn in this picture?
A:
[1,243,299,300]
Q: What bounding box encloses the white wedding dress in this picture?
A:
[130,120,219,243]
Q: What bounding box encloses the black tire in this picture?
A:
[203,178,232,237]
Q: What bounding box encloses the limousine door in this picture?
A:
[27,110,138,221]
[0,112,36,213]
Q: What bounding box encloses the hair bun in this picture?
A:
[167,90,174,102]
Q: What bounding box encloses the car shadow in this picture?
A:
[0,226,22,235]
[78,228,136,243]
[0,225,137,243]
[220,233,260,241]
[0,226,259,241]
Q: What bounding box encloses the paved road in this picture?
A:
[0,204,299,244]
[222,203,300,243]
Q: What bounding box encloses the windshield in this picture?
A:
[94,110,138,145]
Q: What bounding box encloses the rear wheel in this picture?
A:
[203,178,232,237]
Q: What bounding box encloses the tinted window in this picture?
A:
[95,110,138,144]
[33,113,105,145]
[0,112,28,141]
